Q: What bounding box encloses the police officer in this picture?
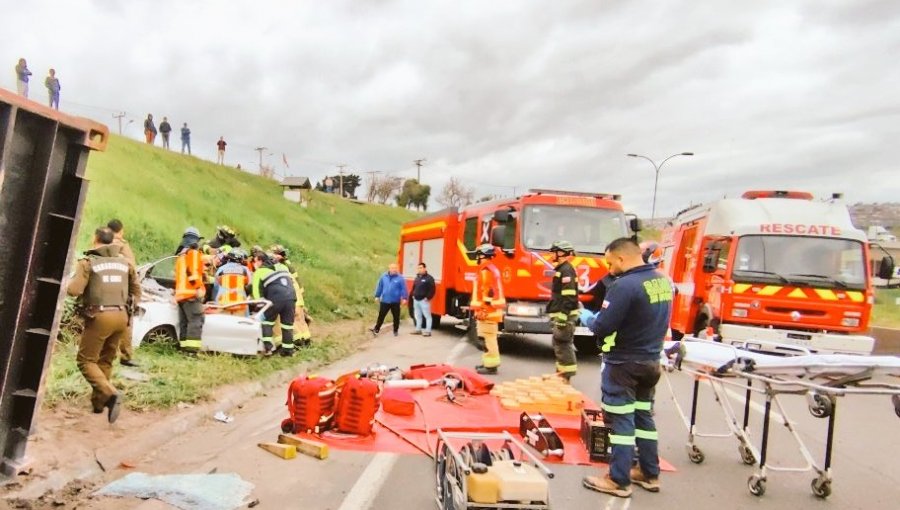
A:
[546,240,579,381]
[580,237,673,498]
[107,218,139,367]
[66,227,141,423]
[251,252,298,356]
[471,244,506,375]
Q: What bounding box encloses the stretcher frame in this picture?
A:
[663,338,900,498]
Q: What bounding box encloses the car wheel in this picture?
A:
[144,325,178,345]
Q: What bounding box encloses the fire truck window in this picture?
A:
[503,212,517,250]
[522,205,627,253]
[463,216,478,251]
[733,236,866,288]
[715,241,731,270]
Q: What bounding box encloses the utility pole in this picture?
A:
[112,112,126,135]
[337,164,347,198]
[255,147,268,174]
[413,158,426,183]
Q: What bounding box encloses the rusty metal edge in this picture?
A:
[0,87,109,152]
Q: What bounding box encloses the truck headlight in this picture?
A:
[731,309,748,318]
[507,303,542,317]
[841,317,860,327]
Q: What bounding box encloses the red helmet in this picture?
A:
[640,241,663,266]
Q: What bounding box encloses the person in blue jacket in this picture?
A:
[579,237,673,498]
[369,263,408,337]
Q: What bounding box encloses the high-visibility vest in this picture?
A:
[216,270,249,305]
[470,262,505,320]
[175,248,206,302]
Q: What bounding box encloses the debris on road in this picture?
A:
[257,442,296,459]
[213,411,234,424]
[96,472,254,510]
[277,434,329,459]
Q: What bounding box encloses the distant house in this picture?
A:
[280,176,312,205]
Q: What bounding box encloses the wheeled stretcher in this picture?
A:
[662,338,900,498]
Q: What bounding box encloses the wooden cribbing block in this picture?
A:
[258,442,297,459]
[278,434,330,460]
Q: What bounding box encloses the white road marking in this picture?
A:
[723,387,785,422]
[337,334,470,510]
[335,452,400,510]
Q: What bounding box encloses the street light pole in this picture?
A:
[626,152,694,222]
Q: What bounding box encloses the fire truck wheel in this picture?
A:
[574,335,600,356]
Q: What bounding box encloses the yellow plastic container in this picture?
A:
[491,460,549,503]
[466,471,500,504]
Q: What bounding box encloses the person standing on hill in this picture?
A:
[107,218,139,367]
[216,136,227,165]
[159,117,172,149]
[66,227,141,424]
[15,58,32,97]
[181,123,191,154]
[44,68,61,109]
[410,262,436,336]
[144,114,157,145]
[369,263,408,337]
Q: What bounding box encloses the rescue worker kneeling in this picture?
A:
[66,227,141,423]
[470,243,506,375]
[250,252,298,356]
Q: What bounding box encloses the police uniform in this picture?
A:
[66,244,141,413]
[252,262,298,355]
[111,236,137,363]
[587,263,673,490]
[547,258,579,379]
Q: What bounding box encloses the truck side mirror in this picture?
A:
[629,216,643,233]
[491,225,507,247]
[702,250,718,273]
[878,256,895,280]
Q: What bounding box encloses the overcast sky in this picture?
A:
[4,1,899,218]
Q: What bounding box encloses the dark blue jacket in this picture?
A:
[588,264,672,362]
[374,272,408,304]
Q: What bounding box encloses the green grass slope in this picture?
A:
[77,135,417,321]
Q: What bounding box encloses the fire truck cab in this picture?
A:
[398,189,640,354]
[661,190,894,355]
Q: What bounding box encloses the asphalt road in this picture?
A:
[83,321,900,510]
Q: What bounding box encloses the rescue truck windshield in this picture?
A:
[521,205,627,254]
[732,235,866,289]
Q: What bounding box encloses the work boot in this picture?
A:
[262,341,275,356]
[423,332,432,337]
[120,359,139,368]
[475,365,498,375]
[369,327,379,336]
[629,467,660,492]
[411,330,422,335]
[278,347,295,357]
[105,394,122,424]
[582,474,632,498]
[393,330,399,337]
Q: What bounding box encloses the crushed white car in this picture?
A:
[131,256,270,355]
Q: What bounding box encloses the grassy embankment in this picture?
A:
[46,135,417,410]
[873,288,900,328]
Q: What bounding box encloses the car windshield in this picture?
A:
[522,205,628,254]
[732,235,866,289]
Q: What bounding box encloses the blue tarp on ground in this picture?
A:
[96,472,254,510]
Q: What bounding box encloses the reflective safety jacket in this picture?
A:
[588,264,673,362]
[470,262,505,322]
[274,262,304,305]
[251,264,297,303]
[546,260,579,324]
[175,247,206,302]
[215,262,252,305]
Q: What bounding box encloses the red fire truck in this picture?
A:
[660,190,895,355]
[397,189,640,353]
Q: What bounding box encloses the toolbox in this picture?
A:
[580,409,611,462]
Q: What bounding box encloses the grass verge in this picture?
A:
[872,288,900,328]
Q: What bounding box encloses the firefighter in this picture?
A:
[208,224,242,251]
[214,248,252,315]
[175,227,206,352]
[66,227,141,423]
[546,240,579,381]
[270,244,312,346]
[251,252,298,356]
[579,237,673,497]
[471,243,506,375]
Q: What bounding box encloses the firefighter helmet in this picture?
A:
[227,248,248,263]
[550,240,575,255]
[640,241,663,266]
[217,225,237,238]
[475,243,496,259]
[183,226,202,238]
[269,244,288,258]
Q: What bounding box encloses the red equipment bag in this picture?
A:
[334,376,382,435]
[404,364,495,395]
[281,375,337,434]
[382,387,416,417]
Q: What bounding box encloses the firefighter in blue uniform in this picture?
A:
[579,237,673,498]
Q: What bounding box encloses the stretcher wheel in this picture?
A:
[748,475,766,496]
[809,394,833,419]
[811,477,832,498]
[739,445,756,466]
[687,445,705,464]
